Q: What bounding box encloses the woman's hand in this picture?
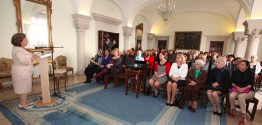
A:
[212,82,219,87]
[172,76,178,81]
[106,64,113,68]
[32,55,40,60]
[190,81,196,86]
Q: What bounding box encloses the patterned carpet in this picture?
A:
[0,82,227,124]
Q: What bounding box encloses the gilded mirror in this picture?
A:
[14,0,53,50]
[135,23,143,51]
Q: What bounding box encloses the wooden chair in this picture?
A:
[226,75,262,120]
[54,69,68,93]
[201,86,230,113]
[0,57,13,92]
[244,75,262,121]
[55,55,74,76]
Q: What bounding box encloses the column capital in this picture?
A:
[122,26,133,37]
[72,14,92,33]
[147,33,155,40]
[233,31,246,42]
[243,19,262,38]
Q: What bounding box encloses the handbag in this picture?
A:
[231,86,250,93]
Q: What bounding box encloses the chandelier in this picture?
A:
[157,0,175,21]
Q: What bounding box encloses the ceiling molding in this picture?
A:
[92,13,123,26]
[175,9,236,23]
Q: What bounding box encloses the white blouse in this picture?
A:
[250,62,261,74]
[169,63,188,80]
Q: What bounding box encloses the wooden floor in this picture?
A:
[0,75,262,124]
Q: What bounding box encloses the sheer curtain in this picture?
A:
[26,16,48,48]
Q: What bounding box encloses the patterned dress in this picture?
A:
[152,62,169,84]
[12,46,33,94]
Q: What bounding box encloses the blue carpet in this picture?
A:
[78,84,166,124]
[0,81,228,124]
[44,107,98,125]
[0,103,24,124]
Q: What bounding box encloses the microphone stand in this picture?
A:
[36,46,65,99]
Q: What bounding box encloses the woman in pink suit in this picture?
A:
[11,33,40,109]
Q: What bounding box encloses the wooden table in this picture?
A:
[125,68,147,98]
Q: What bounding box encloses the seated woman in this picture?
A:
[149,52,170,97]
[167,54,188,106]
[93,48,122,80]
[250,55,261,78]
[84,49,102,83]
[229,60,255,124]
[206,57,230,116]
[94,49,112,82]
[103,48,123,87]
[135,50,144,61]
[186,60,207,112]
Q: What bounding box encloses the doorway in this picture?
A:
[209,41,224,54]
[158,40,167,50]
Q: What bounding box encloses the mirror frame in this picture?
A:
[14,0,53,51]
[135,23,143,50]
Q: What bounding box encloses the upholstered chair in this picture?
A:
[55,55,74,76]
[0,57,13,92]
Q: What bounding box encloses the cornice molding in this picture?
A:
[92,13,123,26]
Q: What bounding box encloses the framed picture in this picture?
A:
[98,30,119,53]
[174,31,202,50]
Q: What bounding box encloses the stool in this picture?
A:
[54,69,68,93]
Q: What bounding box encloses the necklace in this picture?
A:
[160,60,166,65]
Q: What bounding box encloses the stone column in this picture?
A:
[72,14,92,75]
[233,31,246,57]
[122,26,133,51]
[243,20,262,60]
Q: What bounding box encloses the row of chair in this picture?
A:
[0,55,73,93]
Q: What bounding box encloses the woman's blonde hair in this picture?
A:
[113,48,121,56]
[198,53,207,61]
[176,54,186,64]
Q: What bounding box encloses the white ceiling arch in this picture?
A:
[75,0,128,23]
[133,13,151,32]
[75,0,257,28]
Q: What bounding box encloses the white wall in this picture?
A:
[52,0,77,70]
[0,0,78,71]
[0,0,18,58]
[151,12,235,54]
[132,14,149,50]
[85,0,125,65]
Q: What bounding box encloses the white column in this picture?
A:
[233,31,246,57]
[122,26,133,51]
[243,20,262,60]
[72,14,92,75]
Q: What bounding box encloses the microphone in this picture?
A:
[35,46,64,49]
[35,46,49,49]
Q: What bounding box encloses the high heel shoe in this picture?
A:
[18,104,33,110]
[239,117,246,125]
[229,109,236,118]
[28,102,34,105]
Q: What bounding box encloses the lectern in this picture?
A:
[35,56,57,106]
[39,58,51,103]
